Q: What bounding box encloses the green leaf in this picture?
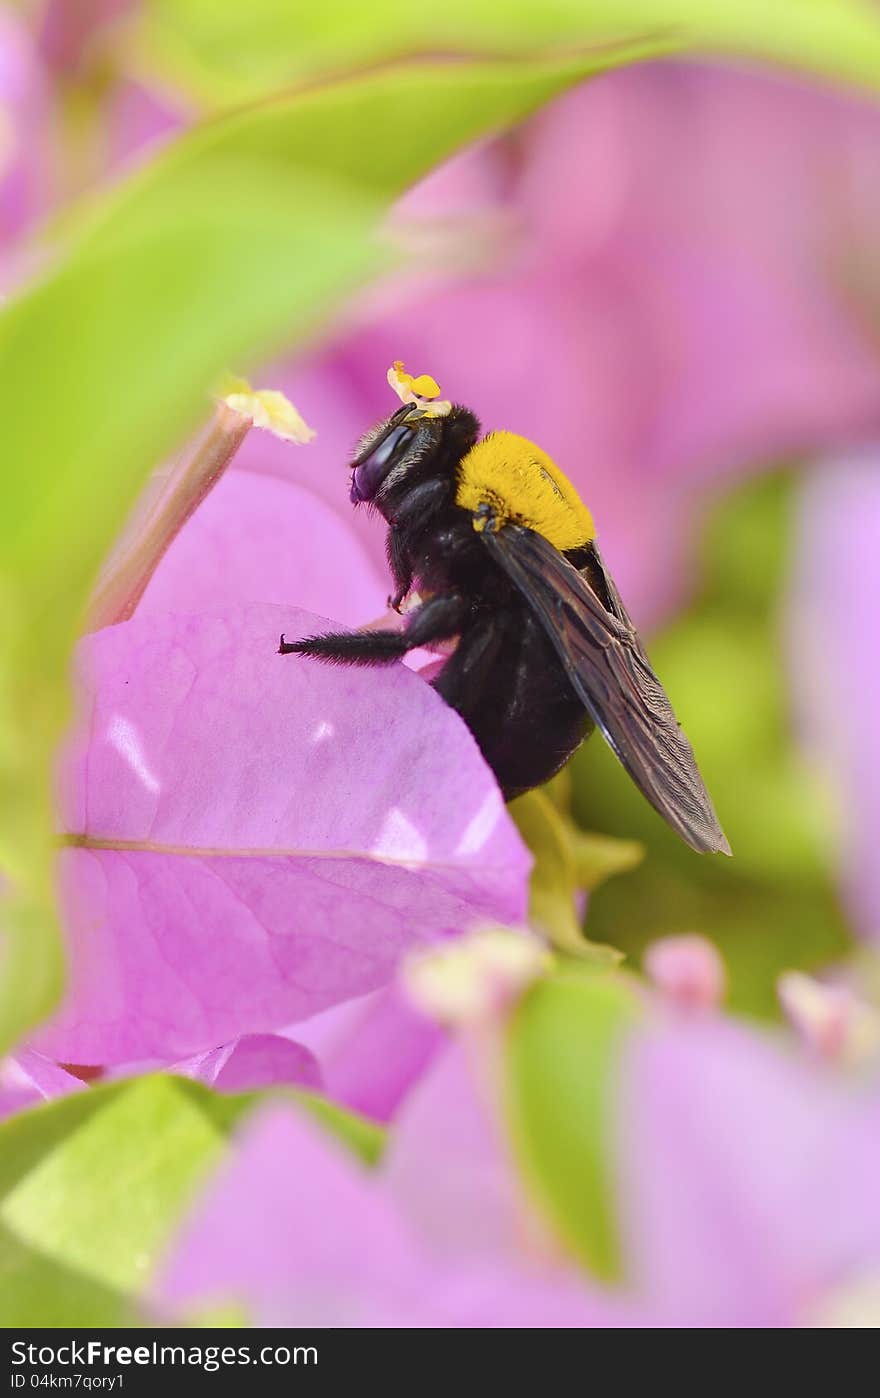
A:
[572,472,852,1018]
[0,1224,139,1328]
[136,0,880,106]
[510,788,634,962]
[0,48,651,1053]
[1,1077,245,1294]
[0,1074,382,1322]
[505,970,639,1280]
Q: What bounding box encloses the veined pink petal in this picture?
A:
[35,605,527,1063]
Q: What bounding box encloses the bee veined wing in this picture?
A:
[481,523,731,855]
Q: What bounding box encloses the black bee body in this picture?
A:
[281,397,729,855]
[436,604,593,800]
[394,493,594,800]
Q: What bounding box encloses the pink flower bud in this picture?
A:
[643,934,727,1011]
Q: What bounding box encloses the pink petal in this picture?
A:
[138,470,386,628]
[0,1050,85,1121]
[155,1103,619,1327]
[155,1105,434,1327]
[170,1034,322,1094]
[0,10,48,257]
[788,455,880,941]
[108,78,188,176]
[519,64,880,481]
[293,985,445,1123]
[231,353,392,584]
[382,1038,545,1267]
[37,605,526,1063]
[617,1017,880,1326]
[37,1,138,75]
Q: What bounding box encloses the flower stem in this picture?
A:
[86,403,252,631]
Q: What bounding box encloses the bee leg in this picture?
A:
[280,593,467,666]
[386,529,413,613]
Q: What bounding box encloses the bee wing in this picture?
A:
[482,523,730,854]
[579,541,650,658]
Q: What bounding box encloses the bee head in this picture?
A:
[349,404,447,505]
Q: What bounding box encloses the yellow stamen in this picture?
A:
[219,375,315,444]
[387,359,442,402]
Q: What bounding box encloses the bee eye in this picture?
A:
[351,423,415,502]
[370,424,412,469]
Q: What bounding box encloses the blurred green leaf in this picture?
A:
[0,1086,144,1327]
[511,788,634,962]
[572,473,852,1018]
[137,0,880,106]
[505,971,639,1280]
[0,48,658,1053]
[2,1077,227,1294]
[0,1224,139,1327]
[0,1074,382,1322]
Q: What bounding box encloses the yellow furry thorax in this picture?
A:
[455,430,595,553]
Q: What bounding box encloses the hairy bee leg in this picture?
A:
[386,530,413,612]
[279,593,467,666]
[279,631,406,662]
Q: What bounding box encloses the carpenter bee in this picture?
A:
[280,363,729,855]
